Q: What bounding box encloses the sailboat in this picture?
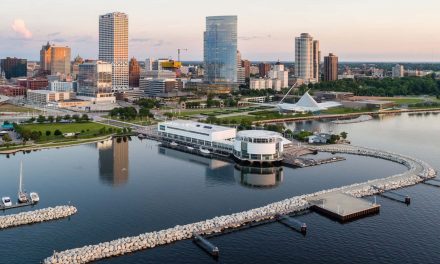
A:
[18,161,28,203]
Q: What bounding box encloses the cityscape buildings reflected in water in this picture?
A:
[234,166,284,188]
[97,137,129,186]
[158,147,283,188]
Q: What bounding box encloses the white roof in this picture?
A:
[277,91,341,112]
[237,130,282,138]
[160,120,235,133]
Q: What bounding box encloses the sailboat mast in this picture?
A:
[19,161,23,193]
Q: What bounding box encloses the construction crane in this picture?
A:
[177,48,188,62]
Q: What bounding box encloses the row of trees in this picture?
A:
[26,114,90,124]
[109,107,154,120]
[308,76,440,97]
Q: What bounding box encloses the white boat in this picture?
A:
[30,192,40,203]
[186,146,194,150]
[18,161,28,203]
[170,142,178,146]
[199,147,210,155]
[2,196,12,207]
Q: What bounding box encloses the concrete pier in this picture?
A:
[308,193,380,222]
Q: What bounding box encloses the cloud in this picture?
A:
[11,19,32,39]
[239,34,272,41]
[131,38,151,42]
[47,32,61,37]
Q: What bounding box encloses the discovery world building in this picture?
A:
[157,120,291,166]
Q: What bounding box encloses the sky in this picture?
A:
[1,0,439,62]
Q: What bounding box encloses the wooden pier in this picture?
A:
[0,201,37,211]
[307,193,380,222]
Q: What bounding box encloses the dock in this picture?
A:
[307,193,380,222]
[372,186,411,204]
[0,201,37,211]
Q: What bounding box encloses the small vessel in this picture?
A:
[199,147,210,155]
[170,142,178,147]
[18,161,28,203]
[186,146,194,150]
[137,134,146,139]
[29,192,40,203]
[2,196,12,207]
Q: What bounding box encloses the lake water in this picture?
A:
[0,112,439,264]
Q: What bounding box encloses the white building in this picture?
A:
[99,12,129,91]
[268,62,289,90]
[392,64,404,78]
[233,130,286,164]
[145,58,154,71]
[27,90,73,105]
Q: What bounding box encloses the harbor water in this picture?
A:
[0,112,439,263]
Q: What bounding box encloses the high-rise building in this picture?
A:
[324,53,338,81]
[241,60,251,78]
[99,12,129,91]
[129,58,140,87]
[236,51,245,84]
[204,16,237,84]
[295,33,320,83]
[145,58,154,71]
[77,61,112,96]
[258,63,271,77]
[0,57,27,79]
[39,42,71,76]
[392,64,404,78]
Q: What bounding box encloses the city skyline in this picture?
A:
[1,0,440,62]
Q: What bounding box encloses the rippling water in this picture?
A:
[0,113,439,263]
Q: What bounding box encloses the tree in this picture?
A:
[54,129,62,136]
[47,116,55,123]
[45,130,51,136]
[99,127,106,135]
[2,133,12,142]
[64,114,71,121]
[340,131,348,139]
[27,117,36,123]
[56,116,62,123]
[72,115,80,122]
[81,114,89,122]
[30,131,41,141]
[37,115,46,124]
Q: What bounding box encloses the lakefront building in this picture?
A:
[203,16,238,84]
[99,12,129,91]
[295,33,320,83]
[324,53,338,81]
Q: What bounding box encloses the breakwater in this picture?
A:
[0,206,77,230]
[332,115,373,124]
[43,145,436,264]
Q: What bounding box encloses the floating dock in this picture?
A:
[0,201,37,211]
[193,234,219,257]
[307,193,380,222]
[372,186,411,204]
[277,215,307,234]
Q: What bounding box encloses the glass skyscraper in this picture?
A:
[204,16,237,84]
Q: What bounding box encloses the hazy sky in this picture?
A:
[1,0,439,62]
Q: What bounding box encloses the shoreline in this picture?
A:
[252,107,440,125]
[0,135,114,155]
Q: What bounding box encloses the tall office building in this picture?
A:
[295,33,320,83]
[241,60,251,78]
[0,57,27,79]
[236,50,245,84]
[77,61,112,96]
[203,15,237,83]
[323,53,338,81]
[99,12,129,91]
[39,42,71,76]
[129,58,140,87]
[71,55,84,79]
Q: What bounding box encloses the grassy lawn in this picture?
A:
[380,98,425,105]
[320,107,372,115]
[218,111,311,123]
[0,103,40,113]
[20,122,113,143]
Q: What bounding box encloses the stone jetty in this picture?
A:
[43,145,436,264]
[0,206,77,230]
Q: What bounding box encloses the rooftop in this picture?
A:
[161,120,235,133]
[237,130,282,138]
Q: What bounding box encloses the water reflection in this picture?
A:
[158,147,236,186]
[97,137,129,186]
[234,166,284,188]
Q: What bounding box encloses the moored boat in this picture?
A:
[18,161,28,203]
[30,192,40,203]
